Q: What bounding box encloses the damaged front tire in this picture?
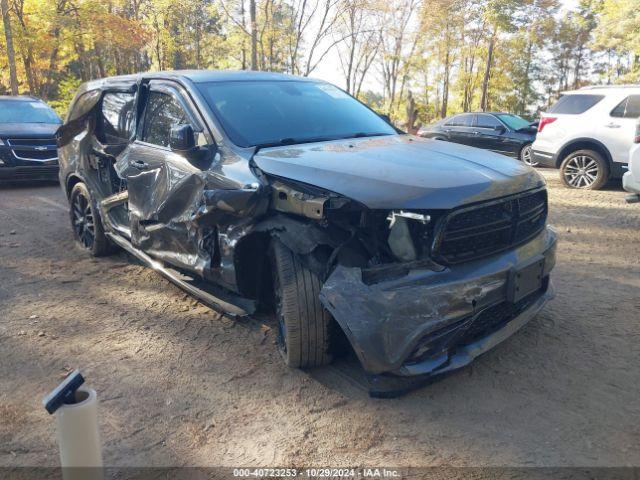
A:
[270,239,334,368]
[69,182,114,257]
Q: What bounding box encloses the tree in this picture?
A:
[1,0,19,94]
[250,0,257,69]
[479,0,518,111]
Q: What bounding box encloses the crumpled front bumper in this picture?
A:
[319,227,557,377]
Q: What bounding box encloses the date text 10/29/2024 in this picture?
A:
[233,468,402,478]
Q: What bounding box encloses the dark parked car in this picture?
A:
[0,95,62,181]
[57,71,556,396]
[418,112,539,166]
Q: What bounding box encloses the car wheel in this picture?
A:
[559,149,609,190]
[520,143,538,167]
[269,238,334,368]
[69,182,113,256]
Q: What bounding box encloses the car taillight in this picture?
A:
[538,116,557,133]
[538,117,558,133]
[635,122,640,143]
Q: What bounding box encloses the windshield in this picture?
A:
[496,114,531,130]
[197,80,396,147]
[0,100,61,124]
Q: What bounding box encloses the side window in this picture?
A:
[445,115,459,126]
[447,114,473,127]
[476,114,501,129]
[101,92,136,143]
[141,92,190,147]
[458,113,473,127]
[611,95,640,119]
[548,94,604,114]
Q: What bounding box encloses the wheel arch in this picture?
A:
[233,230,273,302]
[65,173,86,199]
[555,138,613,169]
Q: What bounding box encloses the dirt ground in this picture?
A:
[1,169,639,469]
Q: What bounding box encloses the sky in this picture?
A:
[309,0,581,92]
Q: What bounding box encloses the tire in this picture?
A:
[69,182,113,256]
[520,143,538,167]
[269,239,333,368]
[559,149,609,190]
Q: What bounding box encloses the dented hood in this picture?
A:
[253,135,544,209]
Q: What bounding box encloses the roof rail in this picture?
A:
[580,84,640,90]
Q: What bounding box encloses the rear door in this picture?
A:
[600,94,640,164]
[472,113,512,154]
[121,80,210,269]
[445,114,475,145]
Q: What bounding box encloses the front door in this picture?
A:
[121,81,211,272]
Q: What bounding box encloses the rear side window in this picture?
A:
[101,92,136,143]
[610,95,640,118]
[548,94,604,114]
[141,92,190,148]
[447,114,473,127]
[475,114,502,129]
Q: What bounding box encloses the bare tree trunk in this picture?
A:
[1,0,19,94]
[250,0,257,70]
[441,34,451,118]
[480,28,496,112]
[240,0,247,70]
[406,90,417,133]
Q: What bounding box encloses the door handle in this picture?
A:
[605,123,621,128]
[131,160,149,170]
[473,131,480,135]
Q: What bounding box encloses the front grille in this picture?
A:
[9,165,58,179]
[433,188,547,264]
[12,149,57,160]
[6,137,56,147]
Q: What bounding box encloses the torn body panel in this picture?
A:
[320,227,557,375]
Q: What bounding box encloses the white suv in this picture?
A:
[623,119,640,202]
[532,86,640,190]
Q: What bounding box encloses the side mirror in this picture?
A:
[494,124,506,133]
[169,124,196,152]
[379,113,392,124]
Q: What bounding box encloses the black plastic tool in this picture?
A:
[43,369,85,414]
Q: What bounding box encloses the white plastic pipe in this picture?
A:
[55,387,103,480]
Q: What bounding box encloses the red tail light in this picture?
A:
[538,116,557,133]
[635,122,640,143]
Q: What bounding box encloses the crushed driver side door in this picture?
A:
[117,80,216,275]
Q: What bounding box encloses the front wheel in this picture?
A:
[69,182,114,256]
[269,239,334,368]
[520,143,538,167]
[559,149,609,190]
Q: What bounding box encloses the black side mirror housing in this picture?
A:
[494,124,506,133]
[379,113,392,124]
[170,124,217,166]
[170,124,196,152]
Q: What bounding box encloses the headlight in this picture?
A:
[387,217,417,261]
[386,211,431,262]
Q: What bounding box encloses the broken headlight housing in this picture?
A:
[386,210,432,262]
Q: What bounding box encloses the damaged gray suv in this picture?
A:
[58,71,556,396]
